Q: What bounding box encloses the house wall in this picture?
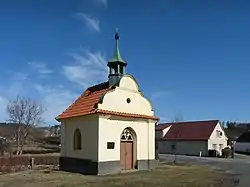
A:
[60,115,99,161]
[158,140,208,156]
[235,142,250,153]
[208,122,228,155]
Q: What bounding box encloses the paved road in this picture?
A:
[159,153,250,187]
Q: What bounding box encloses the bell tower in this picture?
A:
[107,29,127,86]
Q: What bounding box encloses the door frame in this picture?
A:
[120,127,137,170]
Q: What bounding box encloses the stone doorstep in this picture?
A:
[120,169,138,174]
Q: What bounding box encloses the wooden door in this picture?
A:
[120,141,133,170]
[120,142,126,170]
[125,141,133,169]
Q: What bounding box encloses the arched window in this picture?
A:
[73,128,82,150]
[121,128,133,141]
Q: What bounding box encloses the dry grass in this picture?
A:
[0,164,228,187]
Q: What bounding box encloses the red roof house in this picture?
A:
[156,120,228,156]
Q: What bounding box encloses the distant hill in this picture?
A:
[0,123,52,140]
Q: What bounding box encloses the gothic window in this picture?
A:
[73,128,82,150]
[121,128,133,141]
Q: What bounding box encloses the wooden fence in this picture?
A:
[0,154,59,174]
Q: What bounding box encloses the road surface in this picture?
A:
[159,153,250,187]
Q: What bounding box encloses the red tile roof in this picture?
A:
[56,81,159,121]
[155,123,171,131]
[56,81,113,120]
[158,120,220,141]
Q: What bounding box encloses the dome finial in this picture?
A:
[115,28,119,40]
[108,28,126,65]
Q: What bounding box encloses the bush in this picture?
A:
[0,155,59,174]
[222,147,232,158]
[12,148,60,155]
[42,137,60,145]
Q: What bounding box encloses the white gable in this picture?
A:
[118,75,139,92]
[208,122,228,154]
[155,125,172,139]
[98,75,154,116]
[209,122,228,140]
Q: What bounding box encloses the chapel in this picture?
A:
[56,30,159,175]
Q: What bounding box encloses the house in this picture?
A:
[234,131,250,154]
[156,120,228,156]
[56,30,159,175]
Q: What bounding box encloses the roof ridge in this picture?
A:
[159,119,219,125]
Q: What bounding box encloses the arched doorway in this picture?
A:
[120,128,136,170]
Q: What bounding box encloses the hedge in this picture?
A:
[0,155,59,174]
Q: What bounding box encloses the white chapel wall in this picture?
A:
[98,116,156,162]
[61,115,99,161]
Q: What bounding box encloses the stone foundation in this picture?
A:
[59,157,157,175]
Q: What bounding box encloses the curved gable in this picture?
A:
[118,75,139,92]
[98,75,155,116]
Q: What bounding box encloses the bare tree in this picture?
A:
[171,113,183,163]
[6,95,45,155]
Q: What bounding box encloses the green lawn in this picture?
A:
[0,164,230,187]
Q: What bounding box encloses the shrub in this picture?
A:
[42,137,60,145]
[222,147,232,158]
[0,155,59,168]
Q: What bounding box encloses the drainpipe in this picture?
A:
[147,120,150,170]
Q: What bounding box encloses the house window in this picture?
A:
[73,128,82,150]
[219,144,223,150]
[216,130,223,137]
[212,144,217,150]
[171,144,176,151]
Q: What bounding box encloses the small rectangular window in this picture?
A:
[171,144,176,151]
[219,144,223,150]
[212,144,217,150]
[107,142,115,149]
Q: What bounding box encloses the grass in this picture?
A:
[0,164,229,187]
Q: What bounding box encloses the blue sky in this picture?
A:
[0,0,250,125]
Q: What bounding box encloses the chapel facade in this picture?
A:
[56,30,159,175]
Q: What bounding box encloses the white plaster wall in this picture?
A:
[208,122,228,155]
[98,116,156,162]
[98,75,153,116]
[158,140,208,156]
[60,115,99,161]
[235,142,250,153]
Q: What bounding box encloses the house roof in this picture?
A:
[56,81,159,121]
[158,120,220,141]
[155,123,171,131]
[236,131,250,142]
